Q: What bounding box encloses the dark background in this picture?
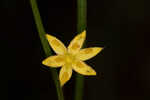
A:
[1,0,150,100]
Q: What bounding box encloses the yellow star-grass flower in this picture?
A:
[42,30,103,86]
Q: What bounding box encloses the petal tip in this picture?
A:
[96,47,104,53]
[83,30,86,33]
[82,30,86,37]
[60,82,65,87]
[45,34,53,40]
[93,72,97,76]
[90,70,97,76]
[45,34,49,37]
[42,60,47,65]
[59,79,67,87]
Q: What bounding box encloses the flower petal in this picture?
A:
[68,30,86,54]
[72,61,96,76]
[46,34,67,55]
[59,64,72,86]
[42,55,65,67]
[76,47,103,61]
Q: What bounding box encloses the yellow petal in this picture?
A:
[42,55,65,67]
[72,61,96,76]
[59,64,72,86]
[46,34,67,55]
[68,30,86,54]
[76,47,103,61]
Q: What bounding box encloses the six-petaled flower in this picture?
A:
[42,30,103,86]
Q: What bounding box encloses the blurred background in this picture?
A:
[1,0,150,100]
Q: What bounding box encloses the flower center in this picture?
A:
[65,53,75,64]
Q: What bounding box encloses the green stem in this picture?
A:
[29,0,64,100]
[74,0,87,100]
[77,0,87,33]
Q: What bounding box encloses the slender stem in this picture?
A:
[74,0,87,100]
[77,0,87,33]
[29,0,64,100]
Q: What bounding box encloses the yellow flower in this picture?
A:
[42,30,103,86]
